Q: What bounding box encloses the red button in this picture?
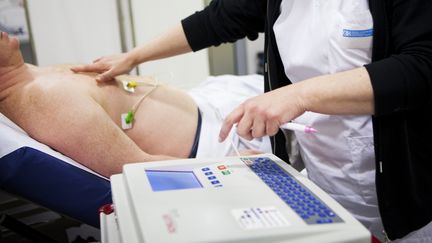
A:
[99,204,114,215]
[217,165,226,170]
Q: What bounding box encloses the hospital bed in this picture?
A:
[0,74,265,233]
[0,112,112,230]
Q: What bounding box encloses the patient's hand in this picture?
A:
[239,149,264,156]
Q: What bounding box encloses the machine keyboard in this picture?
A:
[245,157,343,225]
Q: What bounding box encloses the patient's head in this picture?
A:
[0,32,24,68]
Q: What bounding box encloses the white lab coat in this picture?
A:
[273,0,384,240]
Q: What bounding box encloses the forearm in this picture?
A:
[295,67,375,115]
[219,68,375,141]
[181,0,266,51]
[128,24,192,65]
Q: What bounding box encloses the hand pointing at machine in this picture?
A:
[219,82,307,142]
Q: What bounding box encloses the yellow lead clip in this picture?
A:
[122,80,136,93]
[127,81,137,89]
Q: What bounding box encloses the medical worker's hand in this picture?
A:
[71,52,136,82]
[219,85,307,142]
[71,24,192,83]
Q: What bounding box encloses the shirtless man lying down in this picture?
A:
[0,32,270,177]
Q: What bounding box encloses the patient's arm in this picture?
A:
[16,82,175,177]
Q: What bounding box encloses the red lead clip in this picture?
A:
[99,204,115,215]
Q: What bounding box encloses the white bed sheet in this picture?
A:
[0,112,106,179]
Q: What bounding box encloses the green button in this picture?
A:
[221,170,231,175]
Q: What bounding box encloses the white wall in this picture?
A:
[129,0,209,89]
[245,34,264,74]
[26,0,122,66]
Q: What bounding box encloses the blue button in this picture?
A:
[208,176,216,180]
[204,172,213,176]
[211,180,220,184]
[290,205,298,210]
[202,167,210,171]
[316,219,325,224]
[316,218,333,224]
[286,200,294,205]
[325,210,336,217]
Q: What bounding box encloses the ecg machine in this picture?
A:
[100,154,370,243]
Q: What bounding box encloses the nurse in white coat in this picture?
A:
[268,0,382,238]
[222,1,383,239]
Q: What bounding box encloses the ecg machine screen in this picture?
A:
[145,170,203,192]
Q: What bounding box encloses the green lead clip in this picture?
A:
[125,111,134,124]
